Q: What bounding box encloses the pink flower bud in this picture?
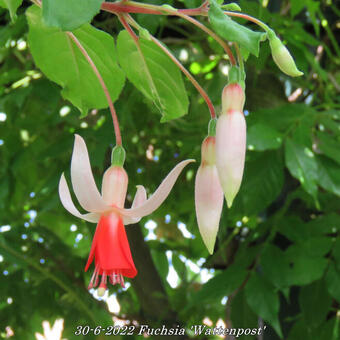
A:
[216,110,246,208]
[195,137,224,254]
[268,31,303,77]
[101,166,128,208]
[221,83,245,114]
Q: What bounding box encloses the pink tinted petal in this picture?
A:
[216,111,246,208]
[114,159,195,219]
[124,185,147,225]
[101,166,128,207]
[195,165,224,254]
[71,135,108,213]
[59,174,100,223]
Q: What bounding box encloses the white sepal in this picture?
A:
[59,173,101,223]
[71,135,109,213]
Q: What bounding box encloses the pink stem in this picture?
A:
[149,36,216,118]
[67,32,122,146]
[101,1,236,65]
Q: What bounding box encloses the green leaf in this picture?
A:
[247,123,283,151]
[151,250,169,280]
[208,0,266,57]
[245,273,282,337]
[299,280,332,327]
[172,254,187,280]
[332,238,340,272]
[230,290,258,340]
[116,30,189,122]
[26,6,125,116]
[325,263,340,302]
[317,132,340,166]
[42,0,102,31]
[285,138,318,201]
[232,151,284,215]
[0,0,22,21]
[189,264,247,305]
[316,156,340,197]
[286,245,328,285]
[261,244,291,289]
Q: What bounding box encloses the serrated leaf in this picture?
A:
[208,0,266,56]
[26,5,125,116]
[299,280,332,327]
[116,30,189,122]
[285,138,318,201]
[245,273,282,337]
[247,123,282,151]
[42,0,102,31]
[0,0,22,21]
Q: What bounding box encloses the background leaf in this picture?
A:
[209,0,266,56]
[26,5,125,116]
[42,0,103,31]
[0,0,22,20]
[245,273,282,337]
[285,138,318,201]
[116,30,189,122]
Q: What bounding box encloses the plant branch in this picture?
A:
[102,1,237,65]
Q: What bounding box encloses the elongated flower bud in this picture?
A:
[216,84,246,208]
[195,136,224,254]
[101,166,128,208]
[268,30,303,77]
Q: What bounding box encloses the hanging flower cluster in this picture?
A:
[53,0,303,294]
[195,83,246,253]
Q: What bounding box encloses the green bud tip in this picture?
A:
[208,118,217,136]
[268,29,303,77]
[111,145,126,167]
[221,3,242,12]
[140,28,152,41]
[162,4,177,12]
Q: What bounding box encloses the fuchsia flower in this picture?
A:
[59,135,193,295]
[216,83,246,208]
[195,135,224,254]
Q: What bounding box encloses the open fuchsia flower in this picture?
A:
[216,82,247,208]
[195,133,224,254]
[59,135,194,296]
